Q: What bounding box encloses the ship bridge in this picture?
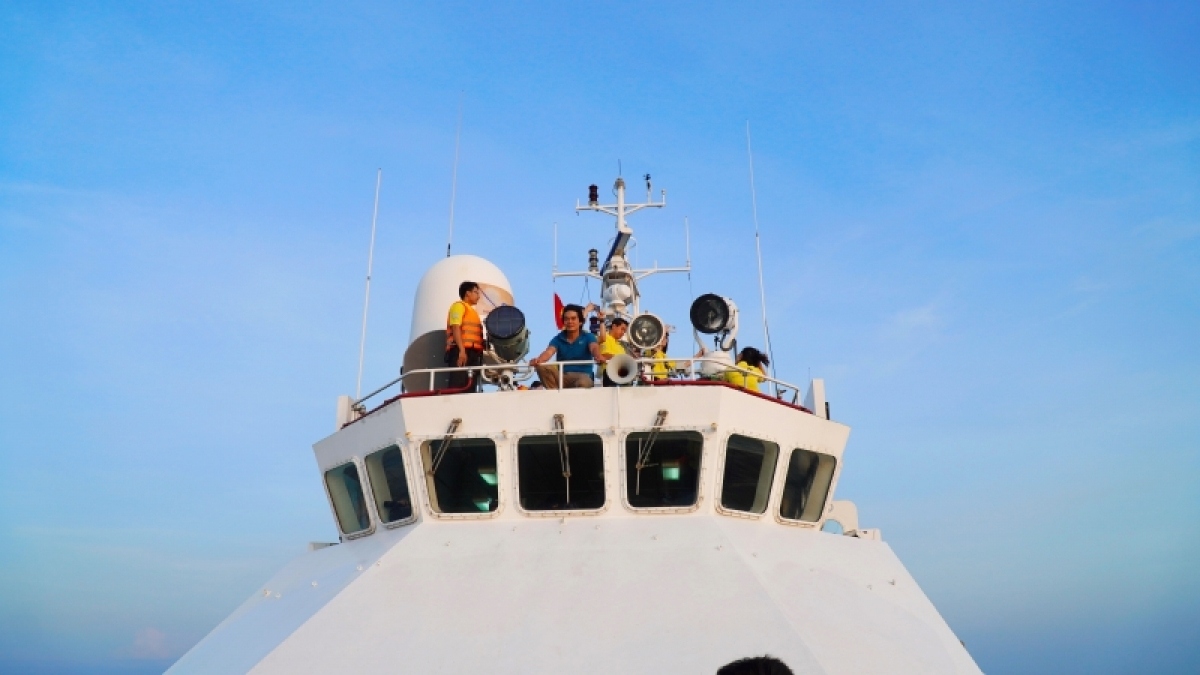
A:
[168,376,978,675]
[321,372,848,535]
[168,174,981,674]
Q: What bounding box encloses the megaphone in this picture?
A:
[607,353,640,385]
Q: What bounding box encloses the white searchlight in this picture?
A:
[628,313,666,351]
[484,305,530,363]
[689,293,739,351]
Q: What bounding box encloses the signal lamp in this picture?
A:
[690,294,733,334]
[629,313,666,351]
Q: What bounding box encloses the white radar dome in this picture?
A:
[403,255,514,392]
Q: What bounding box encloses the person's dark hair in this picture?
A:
[716,655,793,675]
[561,303,585,323]
[739,347,769,369]
[458,281,479,299]
[610,317,629,327]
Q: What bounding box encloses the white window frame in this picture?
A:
[619,428,707,515]
[773,446,839,528]
[419,436,505,521]
[512,431,610,517]
[322,457,376,540]
[714,432,783,520]
[363,441,420,530]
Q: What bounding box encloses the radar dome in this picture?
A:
[403,255,514,393]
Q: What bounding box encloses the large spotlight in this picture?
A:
[628,313,666,351]
[690,294,733,334]
[485,305,530,363]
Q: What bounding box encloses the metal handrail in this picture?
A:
[352,356,802,410]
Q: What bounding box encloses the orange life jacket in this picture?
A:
[446,301,485,350]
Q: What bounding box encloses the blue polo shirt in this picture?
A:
[548,331,598,375]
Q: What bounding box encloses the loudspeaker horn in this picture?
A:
[607,353,640,385]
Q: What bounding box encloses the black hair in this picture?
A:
[739,347,770,369]
[458,281,479,299]
[561,303,585,322]
[610,317,629,327]
[716,656,793,675]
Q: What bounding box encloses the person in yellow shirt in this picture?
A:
[445,281,485,392]
[596,314,629,387]
[644,333,677,381]
[724,347,769,392]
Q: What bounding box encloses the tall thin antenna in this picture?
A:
[746,121,777,381]
[446,93,463,257]
[685,216,695,304]
[356,168,382,399]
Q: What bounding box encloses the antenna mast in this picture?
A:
[356,168,382,399]
[746,121,777,380]
[446,94,463,257]
[556,174,683,318]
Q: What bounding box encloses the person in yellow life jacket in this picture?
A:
[595,313,628,387]
[724,346,769,392]
[643,333,677,381]
[445,281,485,392]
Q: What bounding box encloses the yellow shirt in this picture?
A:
[645,348,675,380]
[599,334,625,373]
[447,301,468,326]
[724,361,763,391]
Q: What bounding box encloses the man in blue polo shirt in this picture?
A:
[529,303,609,389]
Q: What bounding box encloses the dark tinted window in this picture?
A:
[365,445,414,524]
[779,449,837,522]
[720,435,779,514]
[518,434,605,510]
[625,431,703,508]
[423,438,499,514]
[324,462,371,534]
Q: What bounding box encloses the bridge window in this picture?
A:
[422,438,499,514]
[625,431,703,508]
[518,434,605,511]
[779,449,837,522]
[364,445,415,526]
[324,461,371,535]
[720,435,779,514]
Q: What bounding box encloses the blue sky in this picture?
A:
[1,2,1198,673]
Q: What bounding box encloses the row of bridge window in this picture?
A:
[323,431,837,538]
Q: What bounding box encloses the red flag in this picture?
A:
[553,293,564,330]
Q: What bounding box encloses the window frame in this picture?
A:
[619,428,707,514]
[322,457,376,539]
[419,436,504,520]
[774,446,839,527]
[714,432,782,519]
[513,432,610,517]
[363,442,419,529]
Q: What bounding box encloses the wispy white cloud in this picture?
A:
[126,627,172,660]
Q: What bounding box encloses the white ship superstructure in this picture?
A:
[170,175,983,675]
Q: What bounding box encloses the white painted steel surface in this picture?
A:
[171,386,982,674]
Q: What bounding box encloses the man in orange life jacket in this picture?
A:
[445,281,485,392]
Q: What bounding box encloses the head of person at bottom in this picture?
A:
[716,655,793,675]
